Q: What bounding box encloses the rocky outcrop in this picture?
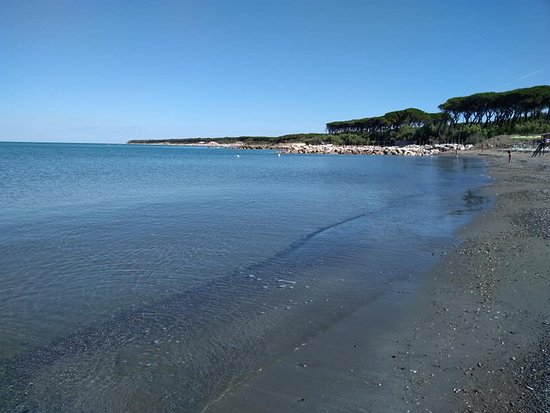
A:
[135,141,474,156]
[273,143,472,156]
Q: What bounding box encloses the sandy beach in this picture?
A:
[206,150,549,413]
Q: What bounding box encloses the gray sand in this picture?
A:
[206,151,550,413]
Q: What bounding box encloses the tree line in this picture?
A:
[326,108,447,134]
[438,85,550,125]
[129,85,549,147]
[326,85,550,142]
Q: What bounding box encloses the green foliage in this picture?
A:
[438,85,550,125]
[129,85,550,148]
[326,107,435,135]
[324,85,549,145]
[446,124,489,144]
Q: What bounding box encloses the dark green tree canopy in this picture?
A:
[131,85,550,147]
[326,85,549,142]
[438,85,550,125]
[326,108,438,134]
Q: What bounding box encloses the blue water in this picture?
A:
[0,142,490,412]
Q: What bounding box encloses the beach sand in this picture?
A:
[206,151,549,413]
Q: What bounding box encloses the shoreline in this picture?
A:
[206,151,549,412]
[128,141,473,156]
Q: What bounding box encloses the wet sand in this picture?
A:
[206,151,550,413]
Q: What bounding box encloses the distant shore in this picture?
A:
[206,150,550,412]
[128,140,474,156]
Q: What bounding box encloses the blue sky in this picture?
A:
[1,0,549,143]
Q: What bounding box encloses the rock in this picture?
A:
[278,143,472,157]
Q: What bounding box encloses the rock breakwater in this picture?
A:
[266,143,473,156]
[129,140,473,156]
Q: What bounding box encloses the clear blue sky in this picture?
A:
[1,0,549,143]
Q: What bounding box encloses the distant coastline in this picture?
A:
[127,135,545,157]
[127,84,550,152]
[127,139,473,156]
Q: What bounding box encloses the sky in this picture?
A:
[1,0,549,143]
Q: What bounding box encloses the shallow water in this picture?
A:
[0,142,490,411]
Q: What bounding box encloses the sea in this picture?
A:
[0,142,491,412]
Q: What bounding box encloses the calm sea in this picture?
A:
[0,142,490,412]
